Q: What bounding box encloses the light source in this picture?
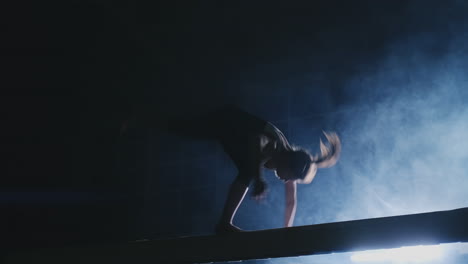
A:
[351,245,443,263]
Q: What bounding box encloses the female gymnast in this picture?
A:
[165,106,341,234]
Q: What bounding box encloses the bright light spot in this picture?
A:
[351,245,444,263]
[454,242,468,255]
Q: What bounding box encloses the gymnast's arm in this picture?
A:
[284,180,297,227]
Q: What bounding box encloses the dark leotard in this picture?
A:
[168,106,282,186]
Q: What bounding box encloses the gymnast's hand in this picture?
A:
[252,178,267,201]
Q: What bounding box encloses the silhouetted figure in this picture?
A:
[165,106,341,234]
[122,105,341,234]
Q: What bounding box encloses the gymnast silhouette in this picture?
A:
[162,105,341,234]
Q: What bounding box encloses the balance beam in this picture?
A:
[5,207,468,263]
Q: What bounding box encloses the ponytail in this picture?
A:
[313,131,341,168]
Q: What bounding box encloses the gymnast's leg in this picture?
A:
[215,177,249,234]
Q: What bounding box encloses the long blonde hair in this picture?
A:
[297,131,341,184]
[314,131,341,168]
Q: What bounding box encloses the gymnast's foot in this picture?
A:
[215,222,243,234]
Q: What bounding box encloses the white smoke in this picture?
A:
[335,40,468,221]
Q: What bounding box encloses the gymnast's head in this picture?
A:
[274,132,341,184]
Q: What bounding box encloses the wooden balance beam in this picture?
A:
[5,207,468,263]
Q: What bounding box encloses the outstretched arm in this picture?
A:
[284,180,297,227]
